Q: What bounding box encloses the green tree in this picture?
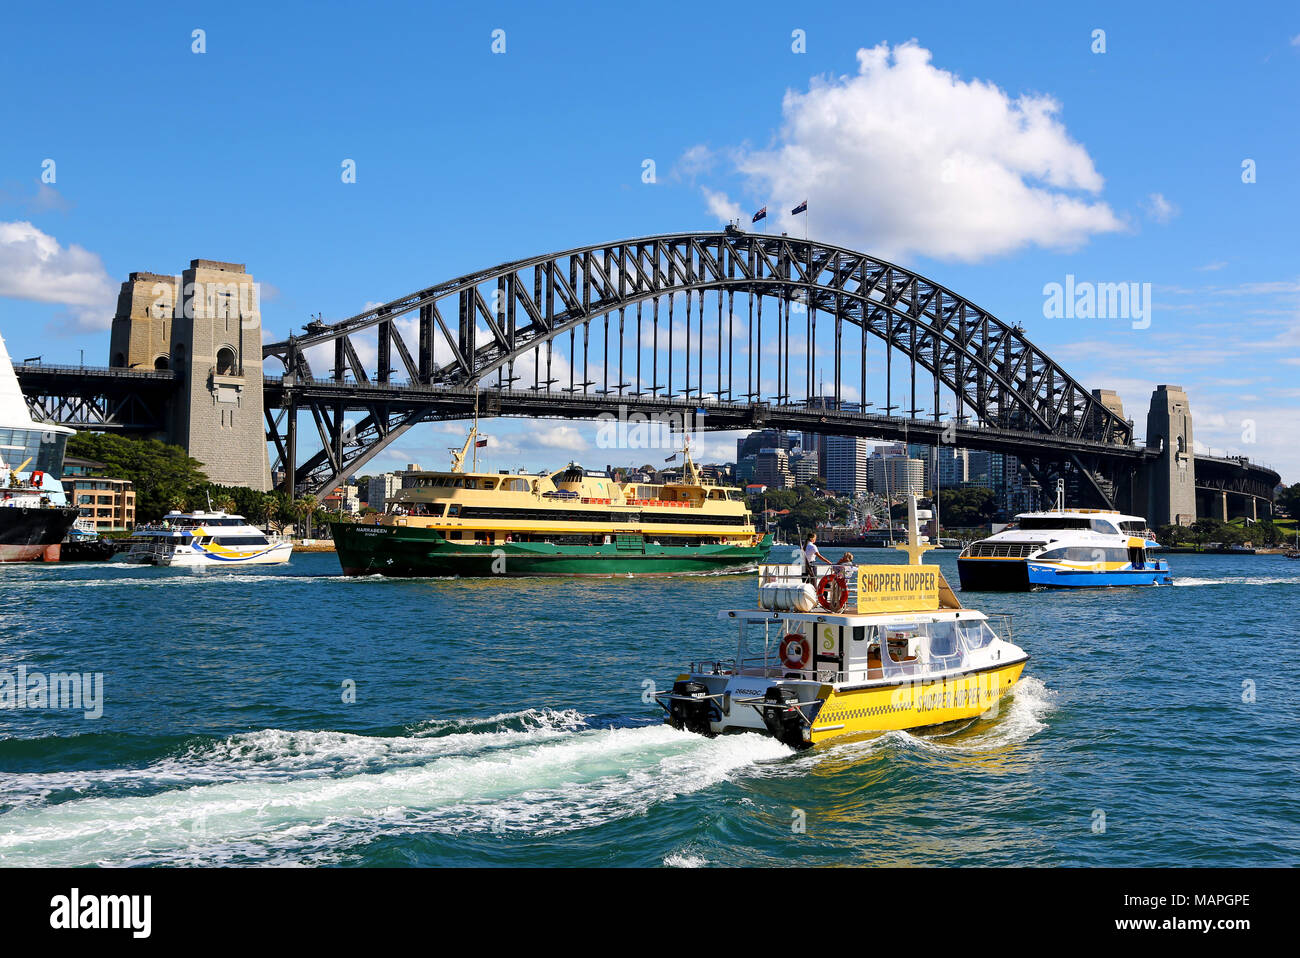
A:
[66,433,207,522]
[1275,483,1300,520]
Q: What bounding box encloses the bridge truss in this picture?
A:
[263,230,1137,498]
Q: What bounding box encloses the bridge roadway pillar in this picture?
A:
[1137,385,1197,526]
[109,259,272,490]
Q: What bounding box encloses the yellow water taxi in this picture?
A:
[657,496,1029,748]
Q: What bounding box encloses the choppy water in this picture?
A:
[1,551,1296,867]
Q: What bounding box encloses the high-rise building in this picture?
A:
[824,435,870,496]
[754,447,793,488]
[368,473,400,511]
[789,450,819,485]
[871,455,925,498]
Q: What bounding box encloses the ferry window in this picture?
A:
[447,505,460,517]
[1090,519,1119,535]
[1119,521,1146,534]
[453,478,464,488]
[481,479,497,490]
[852,626,867,642]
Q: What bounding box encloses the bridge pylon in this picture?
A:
[108,259,272,491]
[1136,384,1196,527]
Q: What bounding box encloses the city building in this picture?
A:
[871,455,925,498]
[824,435,870,496]
[753,447,793,488]
[368,473,400,511]
[789,450,819,485]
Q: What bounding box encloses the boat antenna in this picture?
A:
[1055,478,1065,512]
[206,489,214,513]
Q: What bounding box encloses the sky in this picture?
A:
[1,1,1297,481]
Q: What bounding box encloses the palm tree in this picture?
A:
[295,495,317,538]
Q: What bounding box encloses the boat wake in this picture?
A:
[1174,575,1300,587]
[0,708,788,866]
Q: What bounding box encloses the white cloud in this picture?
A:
[701,187,743,225]
[714,41,1123,262]
[0,220,116,330]
[1144,192,1178,223]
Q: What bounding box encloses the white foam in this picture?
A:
[663,851,708,867]
[0,718,788,866]
[1174,576,1300,587]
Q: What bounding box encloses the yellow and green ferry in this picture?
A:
[332,431,772,577]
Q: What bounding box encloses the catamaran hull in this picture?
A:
[333,524,772,577]
[958,556,1172,590]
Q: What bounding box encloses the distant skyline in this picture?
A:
[1,2,1297,482]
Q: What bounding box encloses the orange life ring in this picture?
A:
[31,471,44,488]
[817,572,848,612]
[779,632,811,671]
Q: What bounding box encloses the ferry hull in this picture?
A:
[958,556,1172,590]
[332,524,772,577]
[0,506,79,563]
[807,659,1027,744]
[956,557,1032,591]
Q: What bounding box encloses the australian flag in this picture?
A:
[751,207,767,223]
[791,199,808,215]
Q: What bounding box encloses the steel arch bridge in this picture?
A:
[264,229,1142,500]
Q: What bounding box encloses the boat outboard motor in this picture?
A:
[668,679,716,736]
[761,686,808,748]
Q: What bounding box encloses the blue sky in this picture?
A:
[2,1,1297,480]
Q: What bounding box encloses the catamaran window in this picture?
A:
[1039,546,1129,562]
[1018,517,1094,531]
[1090,518,1119,535]
[213,536,268,545]
[1119,521,1147,534]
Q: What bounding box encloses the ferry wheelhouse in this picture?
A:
[656,498,1029,749]
[957,483,1170,591]
[125,510,292,567]
[332,431,771,577]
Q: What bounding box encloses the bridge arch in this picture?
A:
[263,231,1133,494]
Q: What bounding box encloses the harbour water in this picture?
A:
[1,550,1296,867]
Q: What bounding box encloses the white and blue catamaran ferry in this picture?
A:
[125,509,292,567]
[957,482,1170,591]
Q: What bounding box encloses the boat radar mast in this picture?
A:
[894,494,937,566]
